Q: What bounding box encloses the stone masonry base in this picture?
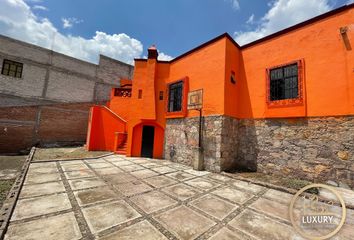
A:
[164,115,354,187]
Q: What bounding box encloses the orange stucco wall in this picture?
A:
[168,38,227,117]
[87,5,353,157]
[86,106,126,151]
[236,8,354,118]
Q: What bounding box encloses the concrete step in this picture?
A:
[115,150,126,155]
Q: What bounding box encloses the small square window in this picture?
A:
[138,89,143,99]
[1,59,23,78]
[230,71,236,84]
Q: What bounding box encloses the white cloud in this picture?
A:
[346,0,354,4]
[225,0,240,10]
[246,14,255,24]
[32,5,47,11]
[25,0,43,2]
[61,17,82,29]
[158,51,173,61]
[0,0,168,64]
[234,0,332,45]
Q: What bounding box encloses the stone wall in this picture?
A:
[165,115,354,186]
[165,116,222,172]
[237,117,354,186]
[164,115,238,172]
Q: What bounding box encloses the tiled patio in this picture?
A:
[4,155,354,239]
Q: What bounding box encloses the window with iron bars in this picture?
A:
[168,81,183,112]
[1,59,23,78]
[269,63,298,101]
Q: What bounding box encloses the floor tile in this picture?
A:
[209,227,248,240]
[130,159,152,164]
[154,206,215,239]
[64,169,96,179]
[190,194,238,220]
[84,159,107,164]
[184,169,210,176]
[166,171,195,181]
[230,180,265,194]
[103,173,137,185]
[130,191,177,214]
[130,169,159,179]
[262,189,294,205]
[144,176,178,188]
[61,164,90,172]
[249,197,291,222]
[25,172,61,185]
[94,167,123,175]
[59,160,84,165]
[115,180,153,196]
[169,164,191,170]
[207,174,233,183]
[29,162,57,168]
[68,178,106,190]
[98,220,167,240]
[74,186,118,206]
[140,163,161,168]
[12,193,71,220]
[82,200,141,233]
[27,166,58,174]
[118,164,145,172]
[228,209,297,240]
[151,166,177,174]
[5,212,81,240]
[212,186,253,204]
[20,181,65,198]
[87,162,113,169]
[111,161,135,167]
[185,178,221,191]
[162,183,200,201]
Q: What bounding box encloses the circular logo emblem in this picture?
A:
[289,183,346,240]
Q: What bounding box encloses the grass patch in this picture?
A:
[237,172,314,191]
[0,180,14,207]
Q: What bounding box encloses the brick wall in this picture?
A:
[0,103,92,154]
[0,35,133,153]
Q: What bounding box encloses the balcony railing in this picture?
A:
[114,88,131,98]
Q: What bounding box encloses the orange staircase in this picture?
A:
[115,132,128,155]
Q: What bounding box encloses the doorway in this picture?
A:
[141,126,155,158]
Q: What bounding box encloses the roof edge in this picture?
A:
[170,33,240,63]
[135,3,353,64]
[241,3,354,49]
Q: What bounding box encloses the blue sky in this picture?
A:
[0,0,352,64]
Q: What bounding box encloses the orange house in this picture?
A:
[86,4,354,183]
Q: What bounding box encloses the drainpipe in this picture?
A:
[193,108,204,171]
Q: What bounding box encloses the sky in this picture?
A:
[0,0,352,64]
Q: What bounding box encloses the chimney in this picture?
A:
[148,45,158,60]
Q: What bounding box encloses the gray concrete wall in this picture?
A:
[0,34,134,153]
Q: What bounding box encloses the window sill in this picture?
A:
[165,111,186,119]
[267,97,304,108]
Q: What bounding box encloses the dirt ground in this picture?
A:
[0,155,26,207]
[33,147,110,161]
[233,172,313,191]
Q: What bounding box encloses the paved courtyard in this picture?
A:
[4,155,354,239]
